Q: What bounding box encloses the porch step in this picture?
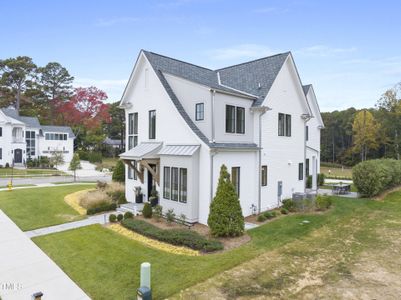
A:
[117,203,144,216]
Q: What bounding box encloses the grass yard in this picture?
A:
[95,157,118,171]
[31,194,398,300]
[0,185,94,231]
[320,166,352,179]
[0,168,66,178]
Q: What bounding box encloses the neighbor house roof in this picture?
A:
[41,125,75,138]
[1,108,41,128]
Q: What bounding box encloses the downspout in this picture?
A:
[210,149,217,205]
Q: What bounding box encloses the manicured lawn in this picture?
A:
[95,157,118,171]
[0,185,94,231]
[0,168,66,178]
[33,196,372,299]
[321,166,352,179]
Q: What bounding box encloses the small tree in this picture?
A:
[50,151,65,168]
[69,153,81,182]
[112,160,125,183]
[208,164,244,237]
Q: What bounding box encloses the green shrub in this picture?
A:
[306,175,312,188]
[117,214,124,221]
[263,211,276,219]
[257,214,266,222]
[153,205,163,222]
[87,203,117,215]
[353,159,401,197]
[178,214,186,225]
[165,209,175,225]
[142,202,152,218]
[282,199,296,212]
[112,160,125,183]
[109,214,117,222]
[121,219,223,252]
[280,208,289,214]
[108,190,126,204]
[316,195,333,211]
[208,165,244,237]
[88,152,102,163]
[124,211,133,219]
[317,173,325,186]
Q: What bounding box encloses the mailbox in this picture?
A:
[137,286,151,300]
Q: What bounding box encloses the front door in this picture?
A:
[147,164,156,199]
[14,149,22,164]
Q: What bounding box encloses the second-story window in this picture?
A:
[149,110,156,139]
[278,113,291,137]
[306,125,309,141]
[195,103,204,121]
[128,112,138,149]
[226,105,245,134]
[0,127,2,136]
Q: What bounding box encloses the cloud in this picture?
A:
[252,6,288,14]
[94,17,140,27]
[207,44,279,61]
[295,45,357,57]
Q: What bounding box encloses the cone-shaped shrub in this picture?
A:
[208,164,244,237]
[112,160,125,183]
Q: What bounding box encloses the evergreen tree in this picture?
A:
[208,164,244,237]
[112,160,125,183]
[69,153,81,182]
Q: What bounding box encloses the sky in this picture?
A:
[1,0,401,112]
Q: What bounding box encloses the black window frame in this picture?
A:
[225,105,236,133]
[171,167,179,201]
[0,127,2,137]
[298,163,304,180]
[149,110,156,139]
[261,165,268,186]
[306,125,309,141]
[278,113,291,137]
[179,168,187,203]
[285,114,292,137]
[236,107,245,134]
[163,166,171,199]
[231,167,240,197]
[195,103,204,121]
[306,159,310,177]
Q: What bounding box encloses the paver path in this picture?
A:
[25,212,113,238]
[0,210,90,300]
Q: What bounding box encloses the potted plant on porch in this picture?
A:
[149,186,159,207]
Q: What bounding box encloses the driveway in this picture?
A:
[0,210,89,300]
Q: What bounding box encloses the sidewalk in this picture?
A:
[0,210,90,300]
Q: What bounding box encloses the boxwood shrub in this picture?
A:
[87,203,117,215]
[353,159,401,197]
[121,219,223,252]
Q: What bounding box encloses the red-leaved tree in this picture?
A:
[58,86,111,130]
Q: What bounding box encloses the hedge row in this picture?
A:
[353,159,401,197]
[87,203,117,215]
[121,219,223,252]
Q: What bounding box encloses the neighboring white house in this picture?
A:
[119,50,323,225]
[0,108,75,167]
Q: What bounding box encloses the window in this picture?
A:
[0,148,2,159]
[225,105,235,133]
[231,167,240,197]
[0,127,2,136]
[44,132,67,141]
[226,105,245,134]
[26,131,35,156]
[306,159,310,177]
[179,168,187,203]
[278,113,291,137]
[128,161,137,180]
[236,107,245,134]
[149,110,156,139]
[171,167,179,201]
[298,163,304,180]
[163,167,171,199]
[261,165,268,186]
[195,103,204,121]
[128,113,138,150]
[306,125,309,141]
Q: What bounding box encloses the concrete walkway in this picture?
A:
[25,212,113,238]
[0,182,95,192]
[0,210,90,300]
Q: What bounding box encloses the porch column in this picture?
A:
[312,156,317,190]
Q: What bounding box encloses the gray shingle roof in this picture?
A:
[40,126,75,138]
[1,108,41,128]
[217,52,290,106]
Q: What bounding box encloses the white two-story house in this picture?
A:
[119,50,323,225]
[0,108,75,167]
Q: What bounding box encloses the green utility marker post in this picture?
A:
[137,262,151,300]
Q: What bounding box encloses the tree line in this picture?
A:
[0,56,124,153]
[321,83,401,165]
